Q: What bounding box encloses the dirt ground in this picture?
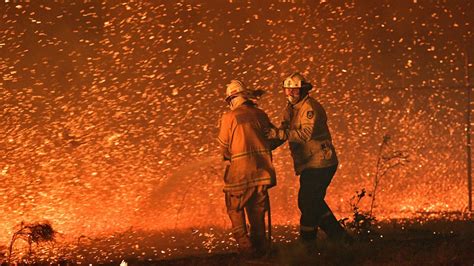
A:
[2,215,472,265]
[99,216,474,266]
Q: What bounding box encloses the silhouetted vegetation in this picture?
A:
[340,134,410,240]
[7,221,56,264]
[340,189,377,240]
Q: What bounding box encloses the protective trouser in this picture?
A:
[298,165,346,241]
[225,185,268,252]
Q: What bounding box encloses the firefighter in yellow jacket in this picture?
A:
[267,72,350,244]
[217,80,276,256]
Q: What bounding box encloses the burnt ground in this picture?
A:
[2,216,472,265]
[98,217,473,266]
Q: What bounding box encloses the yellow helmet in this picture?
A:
[225,80,249,101]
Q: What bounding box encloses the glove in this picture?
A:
[266,126,288,141]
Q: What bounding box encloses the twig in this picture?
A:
[370,136,387,216]
[370,134,409,216]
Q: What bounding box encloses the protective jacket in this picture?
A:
[218,102,276,192]
[282,95,338,175]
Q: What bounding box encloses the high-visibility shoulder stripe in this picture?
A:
[231,149,271,160]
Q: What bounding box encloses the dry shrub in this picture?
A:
[7,221,56,264]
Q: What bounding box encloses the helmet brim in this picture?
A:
[225,91,248,102]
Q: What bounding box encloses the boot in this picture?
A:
[299,226,318,254]
[250,233,267,258]
[236,235,256,257]
[319,212,353,245]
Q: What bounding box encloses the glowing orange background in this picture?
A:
[0,1,472,243]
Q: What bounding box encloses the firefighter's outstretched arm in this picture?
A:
[266,123,286,150]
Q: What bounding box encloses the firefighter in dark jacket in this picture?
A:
[217,80,276,256]
[266,72,350,244]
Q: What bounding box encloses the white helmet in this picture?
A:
[283,72,306,88]
[225,80,249,102]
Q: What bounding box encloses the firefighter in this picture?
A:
[217,80,276,257]
[266,72,351,246]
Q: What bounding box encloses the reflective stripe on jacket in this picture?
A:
[282,95,338,175]
[217,103,276,192]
